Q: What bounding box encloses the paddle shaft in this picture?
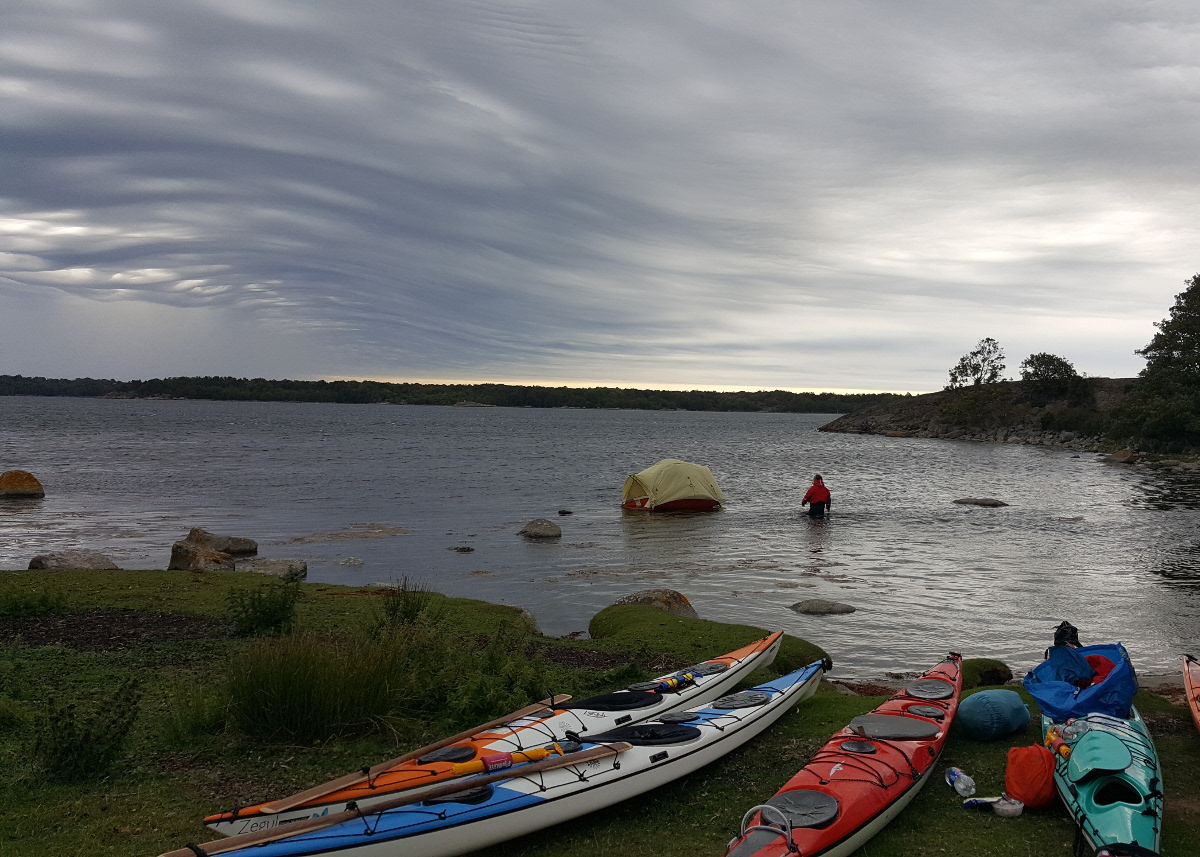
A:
[258,694,571,814]
[161,743,630,857]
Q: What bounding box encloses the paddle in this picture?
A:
[160,742,630,857]
[256,694,571,814]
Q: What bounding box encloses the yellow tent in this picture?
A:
[621,458,727,511]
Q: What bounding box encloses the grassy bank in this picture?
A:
[2,571,1197,857]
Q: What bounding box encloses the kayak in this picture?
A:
[206,631,786,837]
[1184,654,1200,734]
[165,659,827,857]
[1025,640,1162,856]
[723,652,963,857]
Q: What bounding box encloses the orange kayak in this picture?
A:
[1184,654,1200,734]
[205,631,785,837]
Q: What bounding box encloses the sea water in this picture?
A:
[2,395,1199,679]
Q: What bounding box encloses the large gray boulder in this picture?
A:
[790,598,856,615]
[1,470,45,498]
[234,558,307,582]
[168,541,234,571]
[519,518,562,539]
[28,550,120,570]
[613,588,699,619]
[185,527,258,555]
[953,498,1009,507]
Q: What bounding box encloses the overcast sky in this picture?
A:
[2,1,1198,392]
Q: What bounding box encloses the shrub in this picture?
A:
[0,698,26,734]
[32,678,142,780]
[0,587,66,618]
[226,582,301,636]
[946,338,1006,389]
[962,658,1014,689]
[370,576,447,635]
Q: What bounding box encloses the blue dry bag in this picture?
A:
[1022,643,1138,722]
[957,689,1030,740]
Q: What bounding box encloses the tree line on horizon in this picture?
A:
[0,374,908,415]
[943,272,1200,451]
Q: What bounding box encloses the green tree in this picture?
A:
[1019,353,1076,383]
[1109,273,1200,449]
[946,338,1006,389]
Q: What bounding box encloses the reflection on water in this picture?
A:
[2,396,1200,678]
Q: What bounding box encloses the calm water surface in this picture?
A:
[3,396,1199,679]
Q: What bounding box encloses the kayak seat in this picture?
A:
[848,714,941,740]
[581,723,703,746]
[724,791,840,857]
[417,745,477,765]
[904,679,956,700]
[688,661,731,676]
[1092,777,1144,807]
[1066,731,1133,783]
[560,690,661,712]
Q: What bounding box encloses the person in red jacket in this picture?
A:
[801,474,831,518]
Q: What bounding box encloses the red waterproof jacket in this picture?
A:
[803,484,831,504]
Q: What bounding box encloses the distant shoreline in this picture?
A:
[0,374,903,414]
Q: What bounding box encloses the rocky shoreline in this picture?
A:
[818,377,1132,452]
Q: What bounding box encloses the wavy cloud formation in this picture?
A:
[2,1,1198,389]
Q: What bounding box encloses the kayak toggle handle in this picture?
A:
[732,804,800,854]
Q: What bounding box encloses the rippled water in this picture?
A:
[3,396,1199,679]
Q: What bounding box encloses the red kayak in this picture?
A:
[1184,654,1200,734]
[724,653,964,857]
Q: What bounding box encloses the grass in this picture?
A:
[0,570,1197,856]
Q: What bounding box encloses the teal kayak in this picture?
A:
[1039,709,1163,855]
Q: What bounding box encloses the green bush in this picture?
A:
[226,582,301,636]
[0,698,26,734]
[369,576,447,636]
[32,679,142,780]
[962,658,1013,689]
[226,623,547,743]
[587,605,827,675]
[0,587,66,618]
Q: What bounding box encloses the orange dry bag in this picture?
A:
[1005,744,1057,809]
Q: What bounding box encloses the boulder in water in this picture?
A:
[953,498,1009,507]
[613,588,699,619]
[234,558,307,582]
[185,527,258,555]
[519,518,562,539]
[28,550,120,570]
[790,598,856,615]
[168,541,234,571]
[0,470,45,498]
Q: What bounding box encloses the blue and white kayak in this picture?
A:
[163,659,826,857]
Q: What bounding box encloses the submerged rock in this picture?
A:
[0,470,45,498]
[953,498,1009,507]
[519,518,562,539]
[613,588,699,619]
[28,550,120,570]
[790,598,856,615]
[233,558,307,582]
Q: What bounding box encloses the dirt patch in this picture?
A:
[836,681,899,696]
[0,608,230,650]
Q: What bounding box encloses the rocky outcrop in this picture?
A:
[519,518,562,539]
[184,527,257,556]
[819,379,1133,451]
[233,558,307,582]
[613,588,700,619]
[0,470,45,498]
[953,498,1009,507]
[28,550,120,570]
[168,541,234,571]
[790,598,856,615]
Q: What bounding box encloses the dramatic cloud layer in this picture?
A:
[2,1,1198,390]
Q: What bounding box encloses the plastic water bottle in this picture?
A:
[945,767,976,797]
[1061,720,1090,741]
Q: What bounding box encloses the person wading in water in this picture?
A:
[801,474,831,518]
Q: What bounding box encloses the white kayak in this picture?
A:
[167,658,826,857]
[205,631,787,837]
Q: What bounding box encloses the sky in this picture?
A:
[2,1,1199,393]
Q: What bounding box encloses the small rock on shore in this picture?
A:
[28,550,120,570]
